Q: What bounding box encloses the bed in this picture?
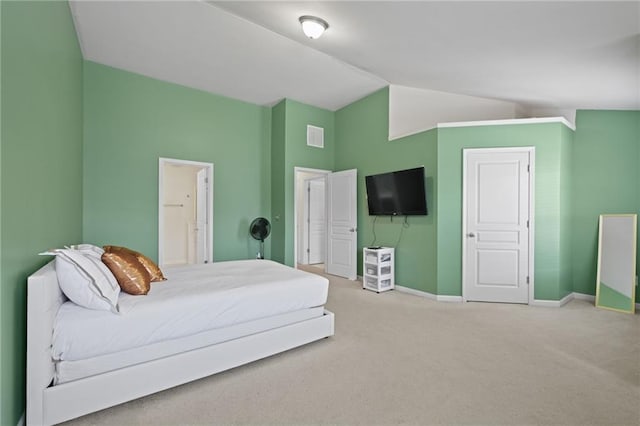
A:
[27,259,334,426]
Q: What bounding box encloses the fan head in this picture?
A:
[249,217,271,242]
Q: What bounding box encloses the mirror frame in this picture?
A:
[595,214,637,314]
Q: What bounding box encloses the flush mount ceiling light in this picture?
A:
[299,15,329,39]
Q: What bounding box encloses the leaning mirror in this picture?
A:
[595,214,637,313]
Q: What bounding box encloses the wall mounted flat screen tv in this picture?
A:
[365,167,428,216]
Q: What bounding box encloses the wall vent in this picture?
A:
[307,125,324,148]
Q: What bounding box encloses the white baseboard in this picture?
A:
[572,292,595,302]
[531,292,640,310]
[395,285,463,302]
[437,295,464,302]
[17,412,25,426]
[531,292,574,307]
[360,277,442,301]
[395,285,436,300]
[376,284,638,310]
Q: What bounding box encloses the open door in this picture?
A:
[306,178,326,265]
[326,169,358,280]
[195,168,208,263]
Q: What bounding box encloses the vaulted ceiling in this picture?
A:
[70,1,639,112]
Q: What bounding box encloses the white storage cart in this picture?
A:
[362,247,395,293]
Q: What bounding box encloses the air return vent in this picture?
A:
[307,125,324,148]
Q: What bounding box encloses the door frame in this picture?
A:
[158,157,214,266]
[293,167,331,269]
[461,147,535,304]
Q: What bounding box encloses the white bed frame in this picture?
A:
[26,261,335,426]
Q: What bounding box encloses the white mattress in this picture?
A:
[53,260,329,363]
[54,307,325,384]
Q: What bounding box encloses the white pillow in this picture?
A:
[54,249,120,313]
[40,243,104,258]
[69,243,105,259]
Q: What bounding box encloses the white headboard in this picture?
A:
[26,260,65,425]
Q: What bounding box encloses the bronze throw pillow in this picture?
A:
[102,251,151,295]
[103,245,167,282]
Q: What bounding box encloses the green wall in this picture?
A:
[270,101,286,263]
[83,62,272,262]
[335,88,438,293]
[0,2,4,420]
[271,99,334,266]
[437,122,573,300]
[0,2,83,424]
[559,124,574,299]
[572,110,640,301]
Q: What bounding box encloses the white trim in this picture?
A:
[293,167,331,269]
[395,287,633,309]
[158,157,214,266]
[390,287,635,309]
[395,285,437,300]
[531,292,574,308]
[437,116,575,131]
[437,295,464,303]
[528,150,536,305]
[17,412,25,426]
[572,292,596,302]
[461,147,535,305]
[461,150,469,302]
[301,180,310,264]
[395,285,463,302]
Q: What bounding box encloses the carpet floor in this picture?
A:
[62,267,639,425]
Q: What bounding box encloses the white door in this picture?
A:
[195,168,208,263]
[463,148,533,304]
[307,178,326,264]
[327,169,358,280]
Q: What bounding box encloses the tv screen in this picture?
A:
[365,167,427,216]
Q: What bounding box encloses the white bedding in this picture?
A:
[53,260,329,363]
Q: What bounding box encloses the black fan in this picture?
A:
[249,217,271,259]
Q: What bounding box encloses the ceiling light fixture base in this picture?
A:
[299,15,329,39]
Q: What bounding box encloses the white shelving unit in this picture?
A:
[362,247,395,293]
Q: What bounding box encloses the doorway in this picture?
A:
[295,168,330,269]
[304,177,326,265]
[158,158,214,266]
[294,167,358,280]
[462,147,534,304]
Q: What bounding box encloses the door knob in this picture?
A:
[467,232,475,238]
[349,228,357,232]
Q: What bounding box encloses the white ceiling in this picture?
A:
[70,1,639,112]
